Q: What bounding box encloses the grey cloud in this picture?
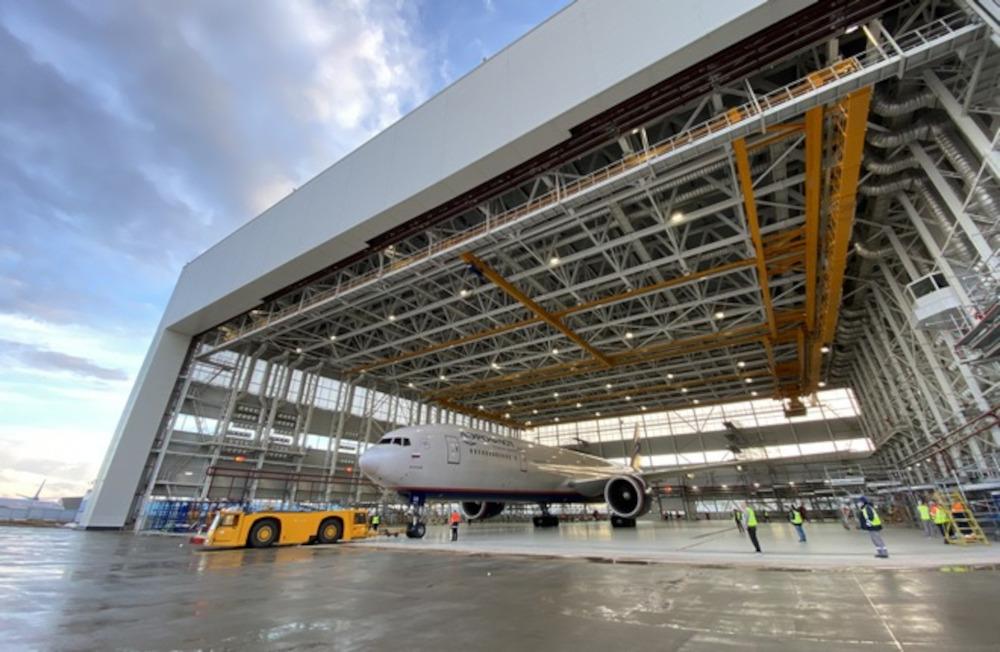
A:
[0,448,92,481]
[0,338,128,381]
[0,0,428,330]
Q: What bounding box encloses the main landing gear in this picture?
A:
[532,504,559,528]
[406,494,427,539]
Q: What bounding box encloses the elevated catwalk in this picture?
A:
[358,520,1000,570]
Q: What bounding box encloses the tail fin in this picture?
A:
[628,423,643,471]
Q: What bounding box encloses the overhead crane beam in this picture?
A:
[461,252,612,367]
[428,322,787,400]
[509,368,773,416]
[803,105,823,335]
[732,137,779,387]
[808,86,872,390]
[802,105,824,391]
[350,258,757,374]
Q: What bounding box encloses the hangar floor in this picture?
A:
[3,525,999,651]
[360,520,1000,570]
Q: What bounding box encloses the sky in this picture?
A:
[0,0,568,500]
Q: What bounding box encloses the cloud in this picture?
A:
[0,338,128,381]
[0,0,430,331]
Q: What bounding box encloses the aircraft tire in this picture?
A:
[533,515,559,528]
[610,515,636,528]
[405,522,427,539]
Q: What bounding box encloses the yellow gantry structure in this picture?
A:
[808,87,873,392]
[460,252,613,367]
[343,75,875,426]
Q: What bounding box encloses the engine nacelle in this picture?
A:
[604,475,651,519]
[460,501,505,520]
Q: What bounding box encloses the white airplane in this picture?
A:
[358,423,708,538]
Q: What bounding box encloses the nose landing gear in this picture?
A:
[406,493,427,538]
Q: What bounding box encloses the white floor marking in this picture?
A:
[851,571,904,651]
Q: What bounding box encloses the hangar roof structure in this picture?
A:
[191,5,978,428]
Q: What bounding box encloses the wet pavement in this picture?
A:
[1,525,997,651]
[360,519,1000,570]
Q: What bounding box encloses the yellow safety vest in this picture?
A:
[791,509,803,525]
[917,504,930,521]
[933,506,949,524]
[864,505,881,527]
[746,507,758,527]
[371,515,380,524]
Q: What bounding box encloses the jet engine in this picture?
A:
[604,475,651,520]
[460,501,505,520]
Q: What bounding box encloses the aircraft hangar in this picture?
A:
[3,0,992,647]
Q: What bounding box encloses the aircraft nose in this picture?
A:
[359,448,383,482]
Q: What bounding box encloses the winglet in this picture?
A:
[628,423,643,471]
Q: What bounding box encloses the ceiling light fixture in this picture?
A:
[670,211,684,224]
[549,256,560,267]
[625,331,634,340]
[821,345,830,354]
[714,311,725,320]
[736,361,746,368]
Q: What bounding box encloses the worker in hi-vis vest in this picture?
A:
[932,500,950,543]
[789,506,807,542]
[742,501,761,553]
[916,499,932,537]
[449,510,461,542]
[370,513,381,532]
[857,496,889,558]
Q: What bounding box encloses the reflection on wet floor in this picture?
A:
[1,525,998,651]
[359,519,1000,569]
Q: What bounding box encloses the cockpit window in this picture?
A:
[401,438,411,446]
[377,437,391,445]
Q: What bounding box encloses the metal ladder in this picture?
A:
[932,484,990,545]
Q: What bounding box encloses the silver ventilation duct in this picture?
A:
[869,88,936,117]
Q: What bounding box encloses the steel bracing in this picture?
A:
[130,1,1000,522]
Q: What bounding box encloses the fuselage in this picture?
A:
[359,424,632,504]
